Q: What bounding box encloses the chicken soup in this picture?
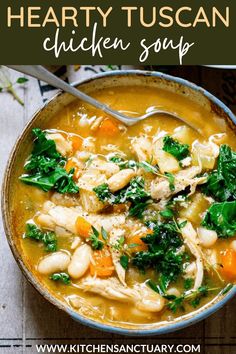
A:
[12,85,236,328]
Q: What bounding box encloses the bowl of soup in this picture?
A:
[2,70,236,335]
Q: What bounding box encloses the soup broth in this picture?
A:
[11,85,236,328]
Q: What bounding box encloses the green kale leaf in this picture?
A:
[24,223,57,252]
[93,183,115,203]
[20,129,78,194]
[31,128,61,158]
[132,222,184,289]
[163,136,190,161]
[201,201,236,238]
[20,167,78,194]
[50,272,71,285]
[202,145,236,202]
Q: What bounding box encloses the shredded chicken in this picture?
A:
[77,171,106,212]
[109,229,126,286]
[151,166,205,200]
[131,135,152,162]
[77,276,165,312]
[47,133,72,156]
[36,202,126,235]
[51,192,80,207]
[48,205,79,234]
[192,139,220,170]
[181,221,204,290]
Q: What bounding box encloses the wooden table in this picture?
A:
[0,66,235,354]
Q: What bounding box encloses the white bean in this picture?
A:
[55,226,72,237]
[37,252,71,275]
[107,169,135,193]
[42,201,55,213]
[71,236,82,250]
[37,214,55,230]
[68,244,92,279]
[197,227,218,248]
[230,240,236,252]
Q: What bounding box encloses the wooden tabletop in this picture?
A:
[0,66,235,354]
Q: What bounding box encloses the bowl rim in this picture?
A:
[2,69,236,336]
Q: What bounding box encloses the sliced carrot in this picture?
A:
[65,159,79,180]
[90,247,114,277]
[98,117,119,137]
[126,232,150,253]
[221,248,236,280]
[70,135,83,152]
[75,216,92,238]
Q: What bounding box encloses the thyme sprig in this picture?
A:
[0,66,28,106]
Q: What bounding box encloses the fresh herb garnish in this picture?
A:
[101,227,108,241]
[16,77,29,84]
[220,283,234,295]
[50,272,71,285]
[138,161,159,174]
[127,243,141,249]
[19,129,79,194]
[109,156,137,170]
[160,208,174,219]
[202,145,236,202]
[24,224,57,252]
[167,285,215,313]
[0,66,28,106]
[178,220,188,229]
[165,172,175,191]
[112,235,125,251]
[147,279,163,294]
[202,201,236,238]
[163,136,190,161]
[107,65,118,71]
[110,156,158,174]
[120,255,129,270]
[184,278,194,290]
[89,226,104,250]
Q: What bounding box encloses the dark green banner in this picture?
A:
[0,0,235,64]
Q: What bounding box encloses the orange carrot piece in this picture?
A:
[98,117,119,137]
[75,216,92,238]
[70,135,83,152]
[126,232,150,253]
[65,159,79,180]
[90,247,114,277]
[221,248,236,280]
